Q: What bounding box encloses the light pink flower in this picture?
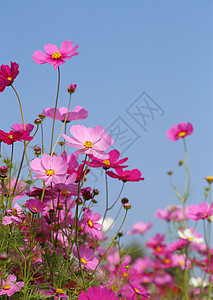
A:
[33,40,79,70]
[2,203,25,226]
[42,106,88,122]
[81,208,103,239]
[166,122,194,141]
[74,245,98,270]
[0,274,24,297]
[30,153,68,185]
[11,123,34,133]
[62,125,114,159]
[127,222,153,235]
[187,202,213,221]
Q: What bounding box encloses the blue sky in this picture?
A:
[0,1,212,245]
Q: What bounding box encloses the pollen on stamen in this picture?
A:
[81,257,87,264]
[45,169,55,176]
[88,219,93,227]
[52,52,62,59]
[8,134,13,139]
[178,131,186,137]
[84,140,93,148]
[103,159,110,166]
[3,284,10,290]
[7,77,12,81]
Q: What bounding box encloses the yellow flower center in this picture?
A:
[103,159,110,166]
[178,131,186,137]
[81,257,87,264]
[8,134,13,139]
[61,190,69,195]
[45,169,55,176]
[156,246,162,252]
[3,284,10,290]
[179,261,184,265]
[188,237,194,241]
[56,288,63,294]
[88,219,93,227]
[7,77,12,81]
[164,258,170,264]
[134,287,140,293]
[123,272,129,279]
[12,208,18,216]
[32,207,38,211]
[52,52,62,59]
[84,140,93,148]
[203,212,207,216]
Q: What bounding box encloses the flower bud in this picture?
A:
[0,173,7,180]
[118,232,123,237]
[58,141,65,146]
[75,197,83,205]
[0,166,8,173]
[38,113,46,120]
[121,197,129,204]
[93,188,99,196]
[205,176,213,184]
[167,171,173,176]
[123,203,131,210]
[67,83,77,94]
[34,118,42,125]
[178,160,184,166]
[34,146,41,156]
[0,254,9,261]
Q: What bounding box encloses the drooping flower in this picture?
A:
[78,286,119,300]
[2,203,26,226]
[42,106,88,123]
[106,168,144,182]
[187,202,213,221]
[73,245,98,270]
[62,125,114,159]
[30,153,68,185]
[166,122,194,141]
[0,274,24,297]
[87,149,128,170]
[32,40,79,70]
[0,62,19,93]
[127,222,153,235]
[0,129,33,145]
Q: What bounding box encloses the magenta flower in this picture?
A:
[106,168,144,182]
[67,83,77,93]
[0,129,33,145]
[42,105,88,122]
[30,153,68,185]
[187,202,213,221]
[0,62,19,92]
[11,123,34,133]
[119,282,150,299]
[81,208,103,239]
[62,125,114,159]
[74,245,98,270]
[87,149,128,170]
[2,203,25,226]
[0,274,24,297]
[32,40,79,70]
[127,222,153,235]
[166,122,194,141]
[25,198,46,213]
[78,286,119,300]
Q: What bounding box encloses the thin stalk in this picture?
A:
[50,67,60,154]
[11,85,26,130]
[8,143,14,209]
[108,182,125,210]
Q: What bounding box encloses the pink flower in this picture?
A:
[0,274,24,297]
[42,106,88,122]
[81,208,103,239]
[0,62,19,92]
[25,198,46,213]
[73,245,98,270]
[127,222,153,235]
[87,149,128,170]
[11,123,34,133]
[32,40,79,70]
[0,129,33,145]
[107,168,144,182]
[2,203,25,226]
[67,83,77,93]
[166,122,194,141]
[30,153,68,185]
[78,286,119,300]
[118,282,150,299]
[187,202,213,221]
[62,125,114,159]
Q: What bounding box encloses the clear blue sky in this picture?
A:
[0,1,212,244]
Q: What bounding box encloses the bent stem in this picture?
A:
[50,67,60,154]
[11,85,26,130]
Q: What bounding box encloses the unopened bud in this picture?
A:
[34,118,42,125]
[167,171,173,176]
[34,146,41,156]
[38,113,46,120]
[178,160,184,166]
[58,141,65,146]
[75,197,83,205]
[118,232,123,237]
[0,254,9,261]
[0,166,8,173]
[93,188,99,196]
[67,83,77,94]
[121,197,129,204]
[205,176,213,184]
[123,203,131,210]
[0,173,7,180]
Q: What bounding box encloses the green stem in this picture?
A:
[108,182,125,210]
[8,143,14,209]
[50,67,60,154]
[11,85,26,130]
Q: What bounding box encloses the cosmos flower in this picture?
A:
[42,106,88,122]
[0,61,19,92]
[187,202,213,221]
[0,129,33,145]
[166,122,194,141]
[11,123,34,133]
[73,245,98,270]
[106,168,144,182]
[2,203,25,226]
[0,274,24,297]
[62,125,114,159]
[127,222,153,235]
[78,286,119,300]
[32,40,79,69]
[30,153,68,185]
